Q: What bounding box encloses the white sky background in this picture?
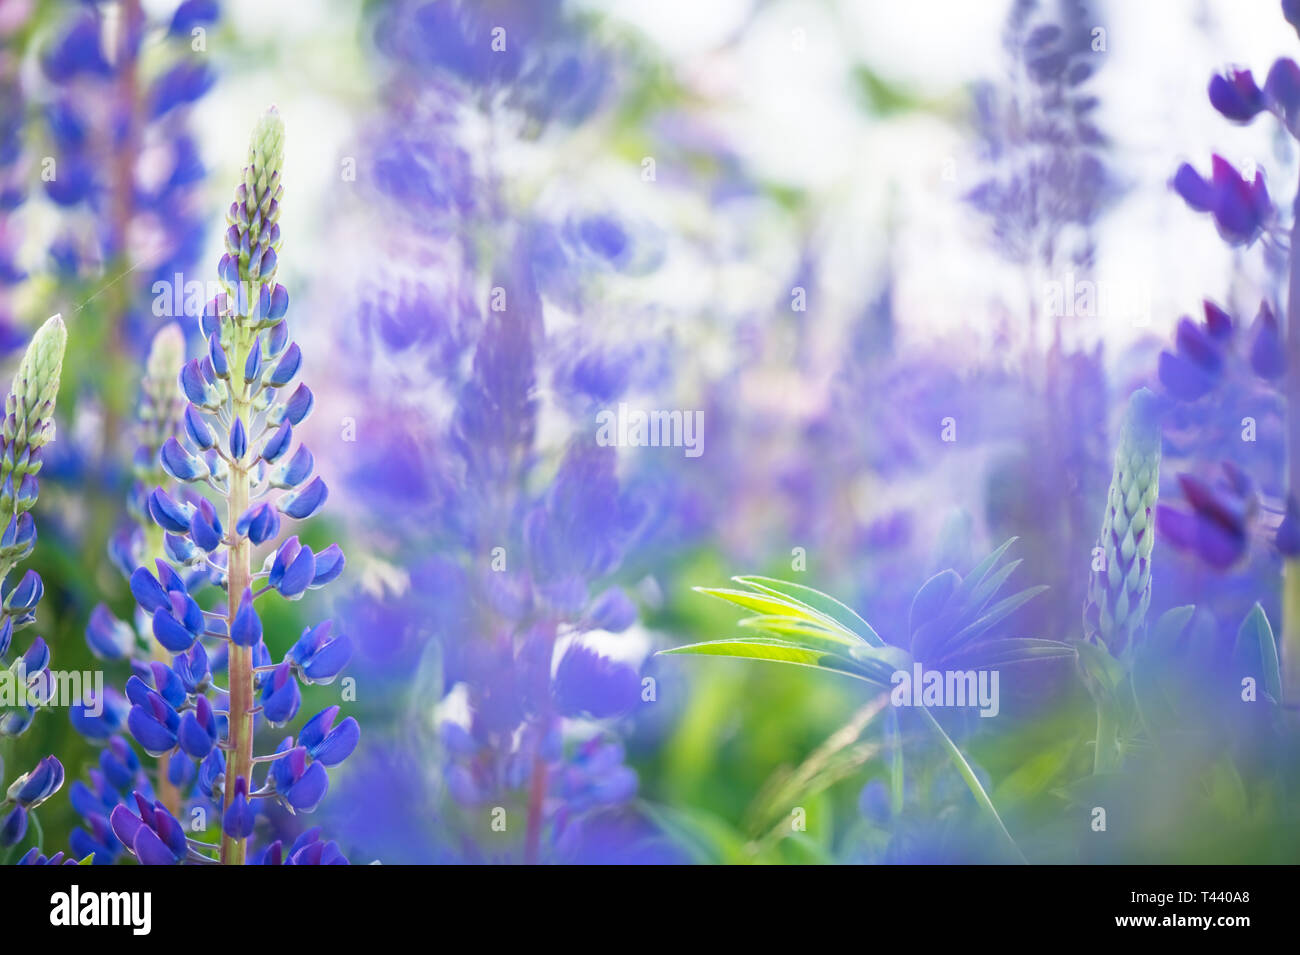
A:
[599,0,1298,361]
[181,0,1298,373]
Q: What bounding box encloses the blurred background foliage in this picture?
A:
[1,0,1299,864]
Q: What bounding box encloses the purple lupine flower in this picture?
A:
[109,793,191,865]
[107,109,359,865]
[1,756,65,848]
[37,3,219,351]
[0,319,66,855]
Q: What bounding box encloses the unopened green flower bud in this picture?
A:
[0,315,67,495]
[136,323,186,480]
[1084,387,1162,655]
[222,107,285,304]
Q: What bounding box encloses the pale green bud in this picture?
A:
[1084,387,1162,655]
[2,314,67,460]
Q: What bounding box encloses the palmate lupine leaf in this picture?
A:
[667,553,1055,862]
[945,638,1078,670]
[907,537,1068,670]
[731,575,887,646]
[659,638,884,682]
[1232,603,1282,706]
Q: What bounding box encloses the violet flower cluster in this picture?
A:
[0,316,68,855]
[64,323,203,864]
[40,0,219,318]
[315,0,662,862]
[1157,0,1300,572]
[96,108,355,865]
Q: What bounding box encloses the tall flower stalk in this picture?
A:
[1080,387,1161,773]
[107,109,355,866]
[0,315,68,857]
[1167,0,1300,700]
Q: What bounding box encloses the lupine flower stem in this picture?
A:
[524,726,550,865]
[220,318,256,866]
[1284,168,1300,704]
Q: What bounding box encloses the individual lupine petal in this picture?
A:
[289,622,352,685]
[148,487,193,533]
[68,817,120,865]
[108,804,142,851]
[1265,57,1300,130]
[261,421,292,463]
[178,695,217,758]
[230,588,262,646]
[124,674,153,709]
[218,252,240,287]
[172,642,210,696]
[267,535,299,588]
[184,404,215,451]
[3,569,43,614]
[190,500,223,552]
[70,684,129,740]
[100,737,141,792]
[230,417,247,460]
[1175,472,1251,567]
[553,644,641,718]
[18,636,49,675]
[222,776,257,839]
[1174,316,1222,373]
[155,559,188,596]
[115,796,187,866]
[85,605,134,660]
[309,544,344,588]
[235,502,280,545]
[270,443,313,489]
[148,662,188,711]
[201,300,222,339]
[152,606,197,653]
[127,700,178,756]
[278,476,327,520]
[1,805,27,846]
[109,526,143,580]
[261,661,301,725]
[164,533,199,564]
[69,777,112,819]
[197,748,226,802]
[1209,154,1270,245]
[299,707,360,766]
[268,343,301,387]
[0,511,36,561]
[180,359,218,409]
[8,755,64,806]
[168,750,195,789]
[208,333,230,379]
[1277,495,1300,556]
[1200,300,1232,338]
[288,837,349,865]
[0,617,11,657]
[284,383,314,425]
[1173,162,1215,212]
[1249,301,1285,379]
[244,339,262,383]
[1208,68,1265,122]
[266,319,289,361]
[283,759,328,813]
[278,543,315,599]
[267,283,289,322]
[13,475,37,513]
